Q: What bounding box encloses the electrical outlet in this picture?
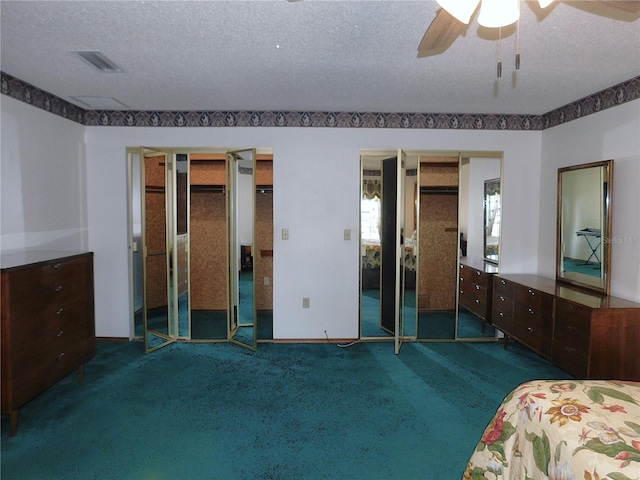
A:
[344,228,351,240]
[264,276,270,286]
[282,228,289,240]
[302,297,310,309]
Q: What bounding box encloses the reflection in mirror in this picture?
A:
[360,154,391,339]
[557,160,613,295]
[142,151,175,352]
[457,157,501,339]
[229,150,257,350]
[129,150,144,339]
[174,154,190,338]
[483,179,500,265]
[189,153,228,340]
[402,158,418,342]
[360,150,418,342]
[255,157,274,341]
[416,156,459,340]
[360,152,417,342]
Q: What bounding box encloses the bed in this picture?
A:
[464,380,640,479]
[361,243,416,290]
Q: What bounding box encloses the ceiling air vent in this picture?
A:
[72,51,123,73]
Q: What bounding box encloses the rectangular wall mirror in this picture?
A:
[556,159,613,295]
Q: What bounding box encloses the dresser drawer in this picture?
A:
[459,264,473,285]
[471,268,488,288]
[515,285,550,311]
[514,296,553,356]
[5,258,90,317]
[552,341,588,378]
[492,293,514,332]
[554,299,591,355]
[8,340,94,409]
[513,314,549,356]
[460,264,488,288]
[9,297,90,346]
[494,276,514,299]
[9,300,93,370]
[468,285,487,315]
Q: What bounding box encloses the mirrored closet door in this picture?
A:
[228,149,257,351]
[359,149,414,353]
[128,147,273,353]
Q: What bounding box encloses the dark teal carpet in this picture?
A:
[1,340,570,479]
[563,257,601,277]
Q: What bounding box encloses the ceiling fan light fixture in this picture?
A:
[436,0,480,24]
[478,0,520,28]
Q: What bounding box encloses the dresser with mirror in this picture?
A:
[492,159,640,381]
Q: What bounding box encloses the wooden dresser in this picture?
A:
[458,259,498,331]
[492,274,640,381]
[1,251,96,435]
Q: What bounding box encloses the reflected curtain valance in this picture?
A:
[363,179,381,199]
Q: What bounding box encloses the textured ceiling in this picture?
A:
[1,0,639,115]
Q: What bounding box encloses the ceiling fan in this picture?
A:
[418,0,640,58]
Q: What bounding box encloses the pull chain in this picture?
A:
[515,16,521,70]
[497,27,502,78]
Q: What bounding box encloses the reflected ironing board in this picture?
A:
[576,228,601,265]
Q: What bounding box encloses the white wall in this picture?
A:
[82,126,542,339]
[539,99,640,302]
[1,96,87,251]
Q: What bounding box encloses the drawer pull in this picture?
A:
[57,353,65,360]
[501,279,506,285]
[527,327,535,333]
[475,285,480,290]
[475,271,481,276]
[54,285,63,292]
[528,289,535,296]
[499,296,505,302]
[460,278,464,282]
[53,263,63,269]
[528,308,535,315]
[475,299,480,304]
[57,330,64,337]
[567,325,577,331]
[56,308,64,315]
[499,312,504,317]
[564,346,575,353]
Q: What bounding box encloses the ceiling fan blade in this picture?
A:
[601,1,640,13]
[417,8,466,58]
[565,0,640,18]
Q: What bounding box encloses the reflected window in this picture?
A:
[361,197,381,243]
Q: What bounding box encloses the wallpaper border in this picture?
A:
[2,71,639,130]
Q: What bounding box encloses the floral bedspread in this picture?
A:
[361,244,416,272]
[464,380,640,480]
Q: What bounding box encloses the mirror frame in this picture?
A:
[556,159,613,295]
